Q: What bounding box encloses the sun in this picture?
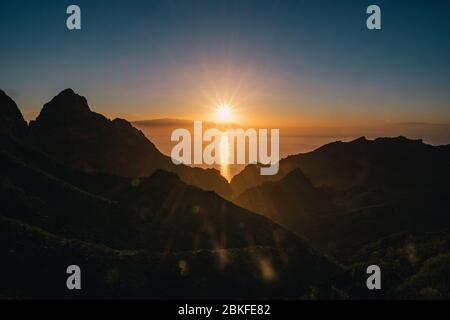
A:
[216,104,233,123]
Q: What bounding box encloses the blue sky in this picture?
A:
[0,0,449,125]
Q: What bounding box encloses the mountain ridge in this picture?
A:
[2,88,450,299]
[231,135,450,195]
[0,89,27,137]
[0,90,344,298]
[0,88,230,198]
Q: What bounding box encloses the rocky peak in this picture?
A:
[0,89,27,137]
[31,89,91,126]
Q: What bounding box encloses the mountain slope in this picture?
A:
[0,215,341,299]
[333,231,450,299]
[0,134,305,253]
[0,89,346,298]
[0,89,27,137]
[231,136,450,195]
[236,168,337,238]
[232,137,450,259]
[0,132,341,299]
[28,89,231,198]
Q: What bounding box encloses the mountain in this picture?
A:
[0,131,304,253]
[2,88,449,299]
[0,89,341,298]
[232,137,450,260]
[231,136,450,195]
[28,89,231,198]
[0,140,340,299]
[0,89,27,137]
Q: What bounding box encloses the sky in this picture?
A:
[0,0,449,126]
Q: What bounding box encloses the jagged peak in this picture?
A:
[32,89,91,125]
[51,88,88,106]
[352,136,368,143]
[0,88,11,99]
[58,88,76,96]
[0,89,27,137]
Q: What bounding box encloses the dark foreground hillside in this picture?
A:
[1,215,341,299]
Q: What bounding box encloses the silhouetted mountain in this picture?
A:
[233,137,450,260]
[0,133,308,252]
[231,136,450,194]
[28,89,231,198]
[2,89,449,299]
[0,97,341,298]
[0,89,27,137]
